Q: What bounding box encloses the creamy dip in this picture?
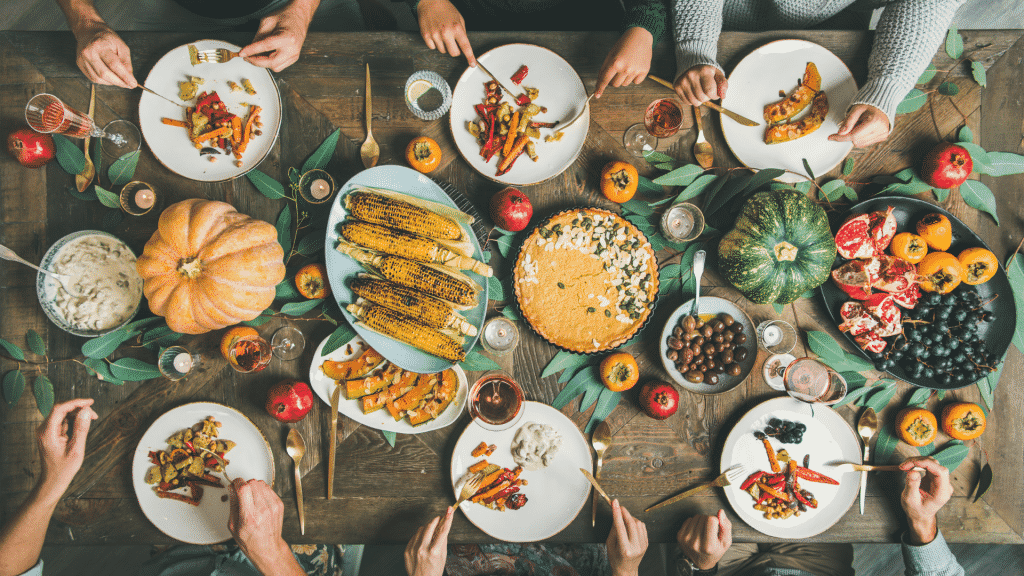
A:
[511,422,562,470]
[49,235,142,332]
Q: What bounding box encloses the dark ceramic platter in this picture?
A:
[819,197,1015,390]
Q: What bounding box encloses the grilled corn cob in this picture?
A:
[345,190,463,241]
[341,220,493,277]
[350,276,478,337]
[336,242,479,308]
[347,300,466,362]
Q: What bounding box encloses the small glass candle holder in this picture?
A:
[119,181,158,216]
[480,316,519,355]
[298,169,336,204]
[756,319,797,354]
[159,346,200,381]
[405,70,452,121]
[660,202,705,243]
[468,372,525,431]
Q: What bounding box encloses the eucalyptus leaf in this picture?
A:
[494,233,514,258]
[276,278,303,301]
[959,142,992,172]
[896,89,928,114]
[580,380,602,412]
[839,371,867,389]
[586,387,622,433]
[1007,258,1024,355]
[33,375,54,417]
[241,314,273,327]
[841,186,859,202]
[820,179,846,202]
[558,364,585,385]
[806,331,846,363]
[832,384,875,407]
[655,162,676,171]
[94,185,121,209]
[246,169,287,199]
[381,430,396,447]
[957,125,974,144]
[26,330,46,357]
[322,323,356,356]
[917,442,937,457]
[978,359,1003,411]
[938,81,960,96]
[874,426,900,464]
[124,317,167,332]
[81,329,137,359]
[459,350,501,372]
[960,180,999,225]
[945,26,964,59]
[643,149,675,164]
[677,243,702,295]
[302,128,341,173]
[801,158,815,181]
[907,387,932,406]
[295,233,322,256]
[865,383,899,413]
[745,168,786,192]
[772,303,784,315]
[289,167,301,185]
[842,157,855,176]
[933,187,950,202]
[621,198,654,217]
[108,358,162,381]
[542,350,590,379]
[794,181,812,194]
[699,174,731,213]
[704,173,753,216]
[3,370,25,407]
[277,205,293,254]
[637,176,663,196]
[933,442,970,472]
[280,298,324,316]
[488,276,506,302]
[52,134,85,175]
[894,168,915,183]
[551,366,598,409]
[501,305,521,323]
[970,61,987,88]
[140,326,176,347]
[917,63,938,84]
[972,463,992,502]
[107,150,139,186]
[838,352,874,372]
[624,214,656,233]
[653,164,704,186]
[985,152,1024,176]
[66,186,97,202]
[673,174,718,204]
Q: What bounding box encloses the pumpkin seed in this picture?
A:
[557,282,565,289]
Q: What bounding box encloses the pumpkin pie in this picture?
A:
[514,208,659,353]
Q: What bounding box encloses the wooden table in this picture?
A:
[2,30,1023,546]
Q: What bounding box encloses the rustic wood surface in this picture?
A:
[1,30,1023,546]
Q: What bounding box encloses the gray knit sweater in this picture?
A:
[671,0,965,125]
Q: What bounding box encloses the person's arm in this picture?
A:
[675,509,731,573]
[410,0,476,66]
[0,399,98,576]
[228,478,306,576]
[405,507,454,576]
[670,0,727,105]
[54,0,136,87]
[898,456,964,576]
[606,500,648,576]
[239,0,321,72]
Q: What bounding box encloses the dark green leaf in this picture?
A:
[842,157,855,176]
[107,150,139,186]
[800,290,815,299]
[637,176,663,196]
[124,317,166,333]
[794,181,812,194]
[381,430,396,447]
[874,426,900,464]
[281,298,324,316]
[459,350,501,372]
[277,205,293,254]
[957,125,974,144]
[322,323,356,356]
[3,370,25,407]
[839,352,874,372]
[295,233,322,256]
[841,186,859,201]
[938,81,960,96]
[246,169,287,199]
[542,350,590,379]
[959,143,992,173]
[772,303,784,315]
[494,234,514,258]
[551,366,597,409]
[1007,258,1024,356]
[488,276,506,302]
[624,213,656,233]
[558,364,585,385]
[92,137,102,182]
[677,243,702,295]
[621,198,654,217]
[972,463,992,502]
[866,383,899,413]
[302,128,341,172]
[276,278,303,301]
[970,61,987,88]
[978,359,1003,411]
[643,149,675,164]
[745,168,786,193]
[580,379,602,412]
[673,174,718,204]
[894,168,915,183]
[33,375,54,417]
[655,162,676,171]
[66,186,97,202]
[960,180,999,225]
[806,331,846,363]
[985,152,1024,176]
[652,164,704,186]
[839,371,868,390]
[52,134,85,175]
[801,158,815,181]
[933,442,970,472]
[289,167,301,186]
[0,338,26,361]
[704,173,752,216]
[109,358,162,381]
[501,305,521,323]
[240,315,272,327]
[917,442,937,457]
[933,187,950,202]
[699,174,731,213]
[586,387,622,434]
[945,26,964,59]
[820,179,846,202]
[26,330,46,357]
[94,185,120,209]
[917,63,938,84]
[907,387,932,406]
[896,89,928,114]
[139,325,176,347]
[832,384,875,407]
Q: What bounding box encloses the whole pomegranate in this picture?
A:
[7,128,55,168]
[920,142,972,188]
[266,380,314,423]
[490,187,532,232]
[637,381,679,420]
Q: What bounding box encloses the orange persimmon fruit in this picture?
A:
[295,263,331,300]
[915,213,952,251]
[600,161,639,203]
[405,136,441,173]
[600,352,640,392]
[891,232,928,264]
[917,252,963,294]
[957,247,998,285]
[940,402,986,441]
[895,407,938,447]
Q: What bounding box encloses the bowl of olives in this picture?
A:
[659,296,756,395]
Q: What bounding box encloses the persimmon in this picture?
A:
[295,263,331,299]
[600,161,639,203]
[915,213,952,251]
[600,352,640,392]
[895,407,938,447]
[220,326,260,361]
[405,136,441,173]
[891,232,928,264]
[940,402,986,441]
[917,252,963,294]
[957,247,997,285]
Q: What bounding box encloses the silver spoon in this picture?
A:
[0,243,83,296]
[286,428,307,535]
[690,250,706,318]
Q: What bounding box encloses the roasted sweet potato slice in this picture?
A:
[362,370,418,413]
[764,91,829,144]
[324,347,386,381]
[345,363,401,399]
[763,62,821,124]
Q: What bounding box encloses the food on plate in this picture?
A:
[336,244,480,308]
[917,251,963,294]
[763,62,821,124]
[242,79,257,95]
[510,65,529,85]
[227,80,243,93]
[599,161,639,203]
[718,190,837,305]
[464,461,528,510]
[7,127,55,168]
[188,44,200,66]
[895,407,938,446]
[136,199,285,334]
[510,422,562,469]
[638,381,679,420]
[920,142,972,189]
[957,247,997,285]
[890,232,928,264]
[349,276,479,337]
[666,313,749,385]
[322,346,386,380]
[47,234,143,332]
[940,402,986,440]
[759,418,806,445]
[144,416,235,505]
[490,187,532,232]
[343,188,472,244]
[405,136,441,173]
[161,89,262,166]
[265,380,314,423]
[600,352,640,392]
[295,263,330,299]
[764,91,829,145]
[467,80,556,176]
[740,429,837,520]
[471,441,496,457]
[915,213,952,251]
[339,221,491,277]
[513,209,658,353]
[347,300,467,362]
[178,76,204,101]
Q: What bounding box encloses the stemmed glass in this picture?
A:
[25,93,139,157]
[271,326,306,360]
[623,98,684,157]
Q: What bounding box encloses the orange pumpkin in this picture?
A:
[405,136,441,173]
[957,247,997,285]
[891,232,928,264]
[917,251,963,294]
[600,161,639,203]
[136,199,286,334]
[295,263,331,299]
[940,402,986,441]
[915,213,952,251]
[600,352,640,392]
[895,407,937,447]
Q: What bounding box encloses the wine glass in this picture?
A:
[25,93,139,154]
[225,334,272,373]
[623,98,684,157]
[271,326,306,360]
[782,357,848,405]
[468,373,525,431]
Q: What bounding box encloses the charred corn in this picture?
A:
[345,190,463,241]
[350,277,478,337]
[341,220,493,277]
[347,300,466,362]
[336,242,479,307]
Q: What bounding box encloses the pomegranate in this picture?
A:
[854,331,887,353]
[831,259,880,300]
[838,301,878,336]
[921,141,972,188]
[864,293,901,329]
[891,284,920,309]
[7,127,55,168]
[834,208,896,259]
[637,381,678,420]
[872,255,917,293]
[869,207,898,253]
[490,187,533,232]
[265,380,314,423]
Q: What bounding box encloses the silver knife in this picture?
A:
[580,469,613,506]
[328,383,342,499]
[138,84,188,109]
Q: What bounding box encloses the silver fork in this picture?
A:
[646,464,748,512]
[195,48,240,64]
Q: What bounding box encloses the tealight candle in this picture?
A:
[762,325,782,346]
[310,178,330,200]
[173,352,193,373]
[134,188,155,210]
[481,317,519,354]
[660,203,704,243]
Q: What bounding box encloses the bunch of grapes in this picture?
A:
[758,418,806,444]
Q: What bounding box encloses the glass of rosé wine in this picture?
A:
[622,98,684,157]
[25,94,138,154]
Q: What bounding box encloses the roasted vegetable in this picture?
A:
[350,276,478,337]
[347,300,467,362]
[344,188,466,241]
[341,220,492,277]
[336,242,480,308]
[763,62,821,124]
[764,91,829,145]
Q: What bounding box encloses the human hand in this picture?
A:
[36,398,98,502]
[606,499,648,576]
[416,0,476,66]
[899,456,953,545]
[73,23,136,88]
[674,65,727,106]
[676,509,731,571]
[240,1,316,72]
[828,104,890,147]
[404,507,454,576]
[595,27,653,99]
[228,479,298,574]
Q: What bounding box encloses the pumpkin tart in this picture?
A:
[514,208,659,353]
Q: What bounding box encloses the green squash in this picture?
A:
[718,189,836,304]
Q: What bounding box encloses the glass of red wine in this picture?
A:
[25,93,139,156]
[623,98,684,157]
[468,373,525,431]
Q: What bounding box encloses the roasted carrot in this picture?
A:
[762,437,780,473]
[472,480,510,503]
[468,460,489,473]
[477,468,505,491]
[230,116,243,147]
[161,118,189,128]
[471,442,489,458]
[192,126,231,144]
[237,105,262,154]
[756,481,789,501]
[502,111,520,157]
[496,135,529,174]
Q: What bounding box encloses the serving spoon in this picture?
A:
[591,420,611,527]
[0,243,83,297]
[286,428,307,535]
[690,250,706,318]
[692,106,714,169]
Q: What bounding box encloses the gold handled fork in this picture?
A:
[645,464,747,512]
[452,473,484,510]
[196,446,232,482]
[195,48,240,64]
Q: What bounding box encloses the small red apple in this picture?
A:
[7,127,55,169]
[266,380,314,423]
[490,187,533,232]
[920,141,972,189]
[638,381,679,420]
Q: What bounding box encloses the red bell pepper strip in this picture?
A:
[755,490,773,505]
[739,471,765,491]
[529,121,559,129]
[756,481,789,502]
[794,489,817,509]
[515,94,531,106]
[485,484,520,504]
[794,467,839,485]
[510,65,528,85]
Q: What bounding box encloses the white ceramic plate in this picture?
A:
[449,43,589,185]
[138,39,282,181]
[720,39,856,183]
[659,297,756,394]
[720,397,861,538]
[131,402,275,544]
[450,402,593,541]
[324,165,487,373]
[308,334,468,434]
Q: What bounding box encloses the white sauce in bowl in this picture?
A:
[49,235,143,332]
[511,422,562,470]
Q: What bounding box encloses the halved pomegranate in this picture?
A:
[831,259,880,300]
[864,293,901,328]
[891,284,920,309]
[835,213,876,259]
[869,207,898,253]
[873,255,917,293]
[838,301,878,336]
[854,330,888,353]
